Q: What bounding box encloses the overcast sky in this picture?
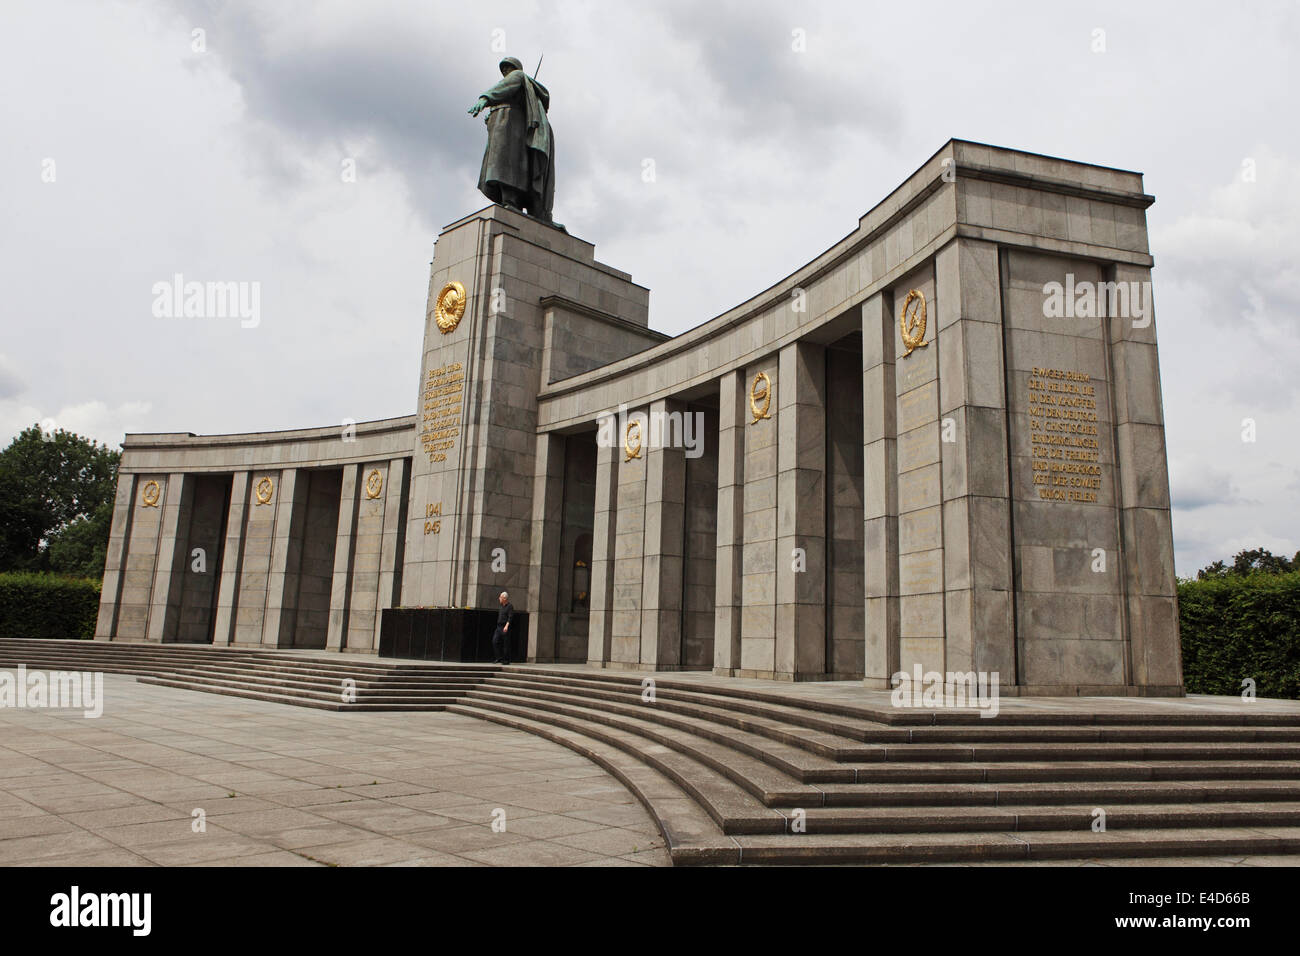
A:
[2,0,1298,577]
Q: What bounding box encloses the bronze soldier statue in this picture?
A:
[468,57,557,225]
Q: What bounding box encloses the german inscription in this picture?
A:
[1027,366,1103,503]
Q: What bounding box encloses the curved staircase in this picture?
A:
[3,638,1299,865]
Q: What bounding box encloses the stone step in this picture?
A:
[455,698,1300,859]
[0,649,493,679]
[0,653,497,693]
[696,827,1300,866]
[490,675,891,757]
[814,779,1300,807]
[905,724,1300,743]
[443,704,730,860]
[455,697,791,832]
[465,684,1300,797]
[468,685,852,783]
[495,672,902,740]
[463,689,822,803]
[139,665,465,697]
[746,802,1300,835]
[178,665,488,694]
[183,659,494,679]
[135,672,461,704]
[486,675,1300,760]
[847,760,1300,784]
[496,666,1300,727]
[136,676,453,710]
[0,638,491,671]
[137,676,349,711]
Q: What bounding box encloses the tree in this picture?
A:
[0,425,121,575]
[1197,547,1299,581]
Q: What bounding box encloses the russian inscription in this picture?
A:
[422,362,464,462]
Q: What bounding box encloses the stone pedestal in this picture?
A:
[399,206,654,630]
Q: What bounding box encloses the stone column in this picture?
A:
[587,436,619,666]
[893,267,946,678]
[775,341,827,679]
[936,239,1016,680]
[528,433,565,661]
[95,472,136,640]
[345,465,389,651]
[640,398,687,667]
[262,469,304,647]
[1109,262,1181,691]
[211,471,250,646]
[372,457,409,651]
[611,409,648,667]
[863,292,900,687]
[146,472,190,643]
[740,357,779,676]
[713,370,745,675]
[327,465,360,651]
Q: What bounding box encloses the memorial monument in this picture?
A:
[92,61,1182,696]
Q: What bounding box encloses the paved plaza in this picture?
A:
[2,670,1298,866]
[0,673,669,866]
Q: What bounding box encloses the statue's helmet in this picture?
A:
[499,56,523,76]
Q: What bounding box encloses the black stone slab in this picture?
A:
[379,608,528,662]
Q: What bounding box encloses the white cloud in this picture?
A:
[0,399,153,449]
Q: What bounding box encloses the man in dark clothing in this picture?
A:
[492,591,515,665]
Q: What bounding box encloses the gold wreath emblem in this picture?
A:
[141,480,160,508]
[900,289,929,357]
[365,468,383,499]
[255,476,274,505]
[434,281,466,335]
[624,419,643,462]
[749,371,772,424]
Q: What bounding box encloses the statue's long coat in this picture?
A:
[476,70,555,219]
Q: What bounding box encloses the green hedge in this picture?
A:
[0,572,101,641]
[1179,572,1300,700]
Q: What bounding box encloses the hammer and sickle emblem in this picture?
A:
[365,469,383,499]
[141,480,161,507]
[900,289,929,357]
[255,476,274,505]
[749,371,772,424]
[624,419,643,462]
[434,281,467,334]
